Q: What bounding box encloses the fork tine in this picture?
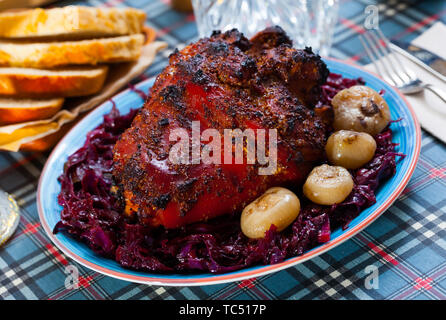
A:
[361,32,396,86]
[366,31,405,87]
[359,34,381,74]
[370,30,409,85]
[375,28,417,82]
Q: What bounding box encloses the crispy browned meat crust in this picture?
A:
[113,26,329,228]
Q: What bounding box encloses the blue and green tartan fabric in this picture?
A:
[0,0,445,300]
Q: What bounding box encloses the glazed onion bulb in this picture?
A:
[332,85,391,136]
[325,130,377,169]
[303,164,354,205]
[241,187,301,239]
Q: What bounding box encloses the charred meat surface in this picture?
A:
[113,27,329,228]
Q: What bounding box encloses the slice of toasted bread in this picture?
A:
[0,34,145,68]
[0,97,63,125]
[0,6,146,40]
[0,65,108,97]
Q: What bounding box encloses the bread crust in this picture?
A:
[0,34,144,68]
[0,6,146,40]
[0,66,108,97]
[19,119,74,152]
[0,98,64,125]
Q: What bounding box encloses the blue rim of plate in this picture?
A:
[37,58,421,286]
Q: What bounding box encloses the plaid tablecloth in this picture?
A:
[0,0,445,300]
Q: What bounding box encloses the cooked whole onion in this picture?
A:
[332,85,390,136]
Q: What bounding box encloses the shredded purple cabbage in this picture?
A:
[55,73,401,274]
[319,73,365,105]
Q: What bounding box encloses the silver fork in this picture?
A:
[359,29,446,103]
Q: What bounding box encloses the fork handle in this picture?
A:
[424,84,446,104]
